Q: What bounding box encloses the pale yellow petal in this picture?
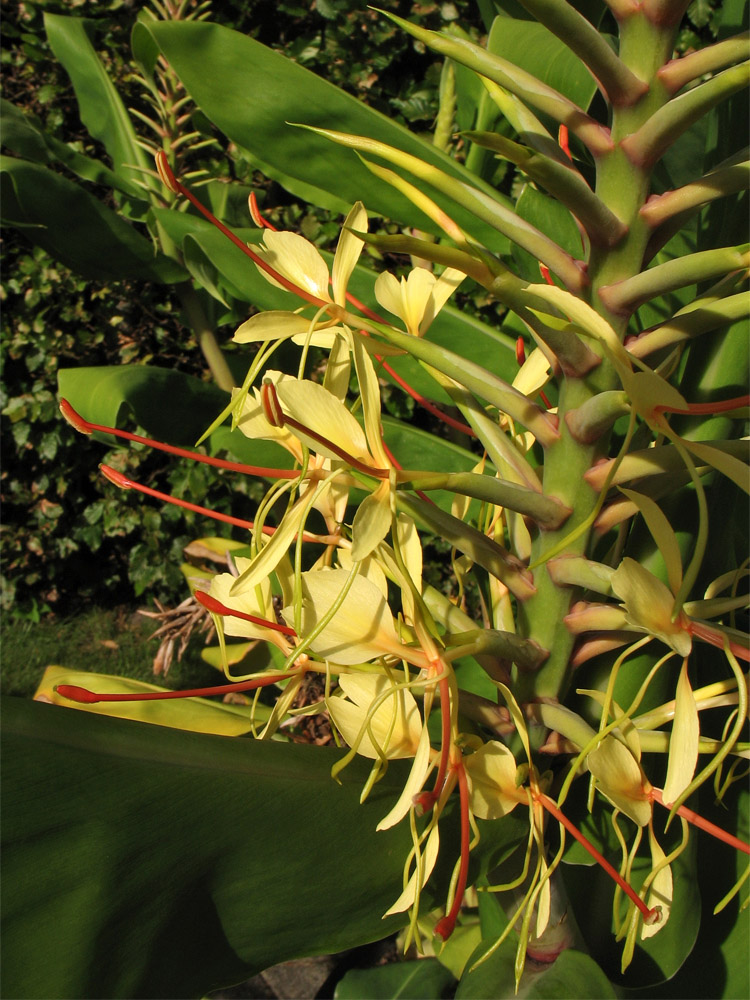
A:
[611,558,692,656]
[37,666,258,736]
[332,201,367,305]
[328,672,422,758]
[419,266,465,335]
[352,333,389,467]
[662,659,699,805]
[351,481,392,561]
[402,268,438,336]
[275,377,375,466]
[283,568,403,664]
[384,825,440,916]
[255,230,331,300]
[587,735,652,827]
[374,271,403,321]
[233,387,302,461]
[234,310,315,344]
[641,825,672,939]
[512,347,551,397]
[377,724,432,830]
[464,740,520,819]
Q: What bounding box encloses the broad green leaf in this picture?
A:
[487,15,599,112]
[56,365,292,473]
[0,697,415,999]
[1,157,184,282]
[34,665,264,735]
[0,99,140,197]
[136,19,513,252]
[44,13,154,193]
[335,958,456,999]
[457,937,616,998]
[562,831,700,989]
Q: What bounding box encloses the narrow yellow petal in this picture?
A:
[662,659,700,805]
[611,558,692,656]
[641,825,672,939]
[275,375,376,466]
[464,741,520,819]
[332,201,367,305]
[587,735,652,827]
[284,568,404,664]
[377,724,433,830]
[384,825,440,916]
[419,266,465,335]
[255,230,331,300]
[36,666,259,735]
[234,310,315,344]
[351,481,392,561]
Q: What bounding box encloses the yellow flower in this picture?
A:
[374,265,464,337]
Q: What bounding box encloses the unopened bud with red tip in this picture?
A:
[539,262,554,286]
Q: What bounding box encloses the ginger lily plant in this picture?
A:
[3,1,749,997]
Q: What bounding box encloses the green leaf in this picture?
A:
[0,99,141,197]
[562,830,700,988]
[1,157,184,282]
[487,15,600,112]
[457,937,616,998]
[56,365,292,473]
[335,958,456,999]
[44,13,154,194]
[0,697,416,999]
[136,19,514,252]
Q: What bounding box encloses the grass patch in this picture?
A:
[1,605,219,698]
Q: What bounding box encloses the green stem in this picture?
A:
[176,283,235,391]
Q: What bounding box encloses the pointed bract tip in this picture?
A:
[59,399,93,435]
[55,684,101,704]
[155,151,180,194]
[99,464,132,490]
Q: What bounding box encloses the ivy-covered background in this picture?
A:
[1,0,724,623]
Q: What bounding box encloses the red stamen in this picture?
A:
[687,620,750,662]
[537,792,660,925]
[558,125,571,160]
[155,152,328,308]
[539,263,555,286]
[379,359,475,437]
[100,463,259,530]
[99,464,331,543]
[248,191,278,231]
[60,399,298,480]
[651,788,750,854]
[195,590,297,636]
[56,671,294,704]
[516,336,526,367]
[654,394,750,416]
[435,760,471,940]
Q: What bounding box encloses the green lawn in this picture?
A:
[1,605,218,698]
